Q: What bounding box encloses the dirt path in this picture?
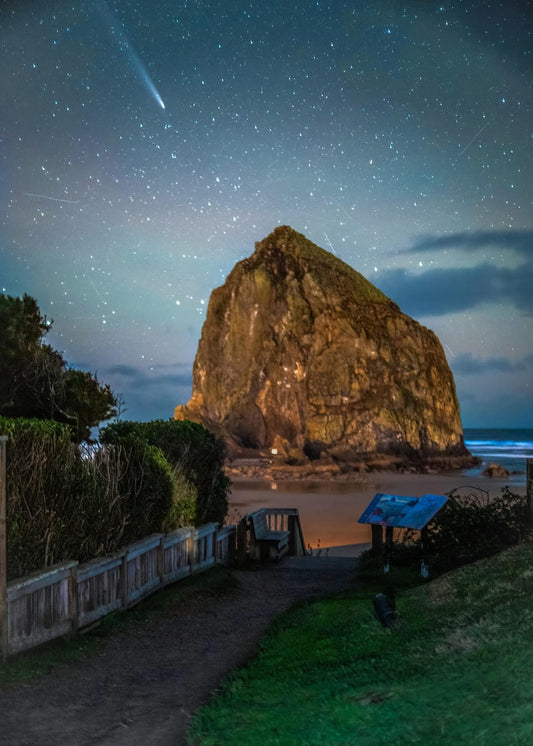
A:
[1,556,359,746]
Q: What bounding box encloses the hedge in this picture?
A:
[101,419,230,526]
[0,417,174,580]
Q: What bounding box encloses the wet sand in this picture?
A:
[229,471,527,552]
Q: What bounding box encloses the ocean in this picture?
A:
[463,428,533,480]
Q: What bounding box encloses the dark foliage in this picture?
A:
[0,293,117,440]
[0,417,173,580]
[424,486,528,572]
[109,437,175,542]
[0,293,47,409]
[394,486,529,575]
[101,419,230,525]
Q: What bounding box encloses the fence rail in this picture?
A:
[6,523,236,657]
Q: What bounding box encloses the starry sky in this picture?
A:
[1,0,532,429]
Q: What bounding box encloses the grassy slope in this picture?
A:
[189,544,533,746]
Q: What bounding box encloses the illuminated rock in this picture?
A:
[175,226,471,464]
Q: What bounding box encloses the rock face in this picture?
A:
[175,226,470,462]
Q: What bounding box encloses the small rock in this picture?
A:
[482,462,510,478]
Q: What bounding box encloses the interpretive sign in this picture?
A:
[358,493,448,530]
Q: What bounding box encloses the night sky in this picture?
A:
[1,1,532,428]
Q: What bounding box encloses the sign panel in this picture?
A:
[358,493,448,530]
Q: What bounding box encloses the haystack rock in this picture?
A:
[175,226,472,466]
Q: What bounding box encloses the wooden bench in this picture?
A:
[247,509,290,561]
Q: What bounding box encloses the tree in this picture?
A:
[0,293,117,440]
[62,369,116,441]
[0,293,48,410]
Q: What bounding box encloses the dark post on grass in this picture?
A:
[373,593,396,628]
[0,436,7,661]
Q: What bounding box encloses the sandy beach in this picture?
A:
[229,470,527,554]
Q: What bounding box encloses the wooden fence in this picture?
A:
[6,523,236,657]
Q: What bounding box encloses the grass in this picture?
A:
[189,543,533,746]
[0,566,238,686]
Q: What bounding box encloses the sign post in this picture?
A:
[371,524,383,560]
[358,492,448,577]
[384,526,394,573]
[0,436,7,661]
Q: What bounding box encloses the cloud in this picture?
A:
[102,364,192,388]
[377,261,533,316]
[452,353,533,375]
[104,364,139,379]
[408,230,533,258]
[459,388,533,429]
[91,363,193,421]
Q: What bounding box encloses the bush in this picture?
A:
[110,438,175,542]
[0,417,174,579]
[162,470,197,532]
[50,440,174,564]
[397,486,529,574]
[101,419,230,525]
[0,417,79,578]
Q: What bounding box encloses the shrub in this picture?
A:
[49,440,174,563]
[397,486,529,574]
[0,417,79,578]
[0,417,174,579]
[162,470,197,532]
[101,419,230,525]
[107,438,175,543]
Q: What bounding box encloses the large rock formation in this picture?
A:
[175,226,471,464]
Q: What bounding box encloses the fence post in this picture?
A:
[526,458,533,529]
[190,529,196,574]
[121,551,128,609]
[236,517,247,566]
[0,436,7,661]
[70,564,79,638]
[159,535,165,588]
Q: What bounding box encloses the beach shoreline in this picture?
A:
[229,469,527,555]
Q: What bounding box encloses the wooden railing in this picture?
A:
[257,508,307,557]
[5,508,302,657]
[6,523,236,657]
[8,561,78,654]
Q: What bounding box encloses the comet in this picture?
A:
[132,53,166,109]
[97,0,166,111]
